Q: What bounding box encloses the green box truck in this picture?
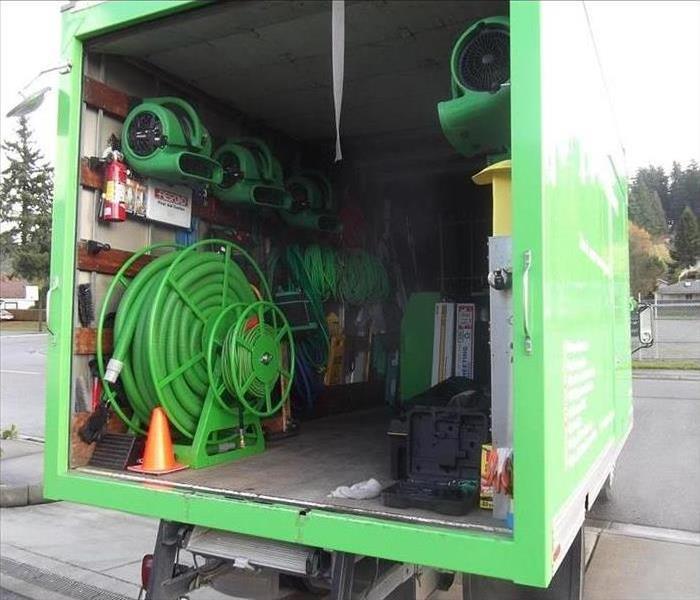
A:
[41,1,637,598]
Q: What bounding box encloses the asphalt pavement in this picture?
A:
[589,376,700,531]
[0,333,47,440]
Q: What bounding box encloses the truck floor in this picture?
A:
[79,408,509,534]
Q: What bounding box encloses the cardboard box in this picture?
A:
[431,302,455,385]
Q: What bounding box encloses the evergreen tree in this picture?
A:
[0,116,54,286]
[669,206,700,271]
[683,160,700,216]
[635,165,669,216]
[668,161,700,225]
[628,181,667,236]
[668,161,684,223]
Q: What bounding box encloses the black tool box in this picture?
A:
[383,406,489,516]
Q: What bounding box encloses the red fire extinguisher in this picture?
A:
[101,151,127,222]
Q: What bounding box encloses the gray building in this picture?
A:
[655,279,700,303]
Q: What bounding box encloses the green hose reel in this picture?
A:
[282,171,341,232]
[122,97,223,186]
[213,138,291,208]
[437,16,511,160]
[97,239,294,469]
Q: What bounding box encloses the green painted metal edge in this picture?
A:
[48,470,516,578]
[65,0,203,41]
[43,17,84,498]
[43,0,558,587]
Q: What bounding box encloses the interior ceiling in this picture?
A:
[90,0,506,144]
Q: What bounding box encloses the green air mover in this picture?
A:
[97,239,295,469]
[437,16,510,160]
[122,97,223,186]
[213,138,291,208]
[282,171,341,232]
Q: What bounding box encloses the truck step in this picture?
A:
[185,526,326,576]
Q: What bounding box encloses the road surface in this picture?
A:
[590,375,700,532]
[0,333,47,439]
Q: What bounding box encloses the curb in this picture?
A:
[632,373,700,381]
[632,369,700,381]
[0,438,51,508]
[0,482,54,508]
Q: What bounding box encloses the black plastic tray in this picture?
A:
[382,479,478,516]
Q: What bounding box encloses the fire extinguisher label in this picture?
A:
[105,181,125,204]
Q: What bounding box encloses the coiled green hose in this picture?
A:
[97,240,294,439]
[271,244,390,310]
[303,244,338,300]
[336,248,389,304]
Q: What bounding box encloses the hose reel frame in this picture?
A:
[96,239,295,468]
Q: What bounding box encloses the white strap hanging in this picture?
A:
[331,0,345,162]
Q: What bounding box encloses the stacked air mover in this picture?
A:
[213,138,291,209]
[122,97,223,186]
[282,171,340,232]
[122,98,339,231]
[437,16,510,160]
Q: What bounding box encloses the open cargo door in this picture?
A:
[511,0,632,576]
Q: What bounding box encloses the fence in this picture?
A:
[634,301,700,362]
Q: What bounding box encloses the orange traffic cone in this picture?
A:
[128,407,187,475]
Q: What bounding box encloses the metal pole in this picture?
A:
[654,296,659,360]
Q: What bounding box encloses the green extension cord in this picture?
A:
[303,244,338,301]
[336,248,389,305]
[97,240,295,441]
[272,244,389,309]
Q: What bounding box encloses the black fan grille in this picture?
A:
[458,24,509,92]
[219,151,242,188]
[127,111,164,157]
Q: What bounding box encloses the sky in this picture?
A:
[0,1,61,171]
[0,0,699,175]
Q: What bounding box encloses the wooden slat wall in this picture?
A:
[74,328,113,355]
[77,240,153,277]
[83,76,133,119]
[81,158,103,190]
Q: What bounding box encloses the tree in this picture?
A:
[628,180,667,236]
[0,116,53,287]
[668,161,700,225]
[683,160,700,216]
[669,206,700,272]
[628,222,667,298]
[634,165,669,216]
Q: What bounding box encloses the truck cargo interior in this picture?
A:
[70,0,512,535]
